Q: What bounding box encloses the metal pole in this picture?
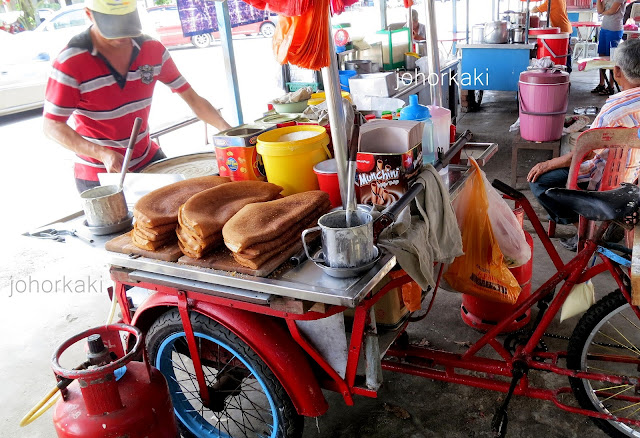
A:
[424,0,443,107]
[215,0,243,125]
[525,0,531,44]
[452,0,458,54]
[547,0,552,27]
[320,15,350,208]
[378,0,387,31]
[466,0,469,44]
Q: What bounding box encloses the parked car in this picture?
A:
[147,3,276,49]
[0,4,157,117]
[0,30,50,116]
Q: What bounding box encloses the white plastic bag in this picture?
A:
[476,162,531,267]
[560,280,595,322]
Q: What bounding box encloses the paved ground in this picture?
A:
[0,67,619,438]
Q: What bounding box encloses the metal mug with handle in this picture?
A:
[301,210,375,269]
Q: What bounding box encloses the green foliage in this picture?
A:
[35,1,61,10]
[155,0,172,5]
[15,0,37,30]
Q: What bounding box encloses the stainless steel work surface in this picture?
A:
[108,251,396,308]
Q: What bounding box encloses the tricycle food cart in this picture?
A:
[34,128,638,438]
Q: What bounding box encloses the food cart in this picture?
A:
[20,1,640,437]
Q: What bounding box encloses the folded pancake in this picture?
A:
[180,181,283,239]
[223,191,330,253]
[133,176,230,227]
[134,222,176,237]
[233,238,298,270]
[176,225,222,254]
[130,230,175,251]
[236,210,323,259]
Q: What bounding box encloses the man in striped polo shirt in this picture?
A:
[43,0,232,193]
[527,38,640,250]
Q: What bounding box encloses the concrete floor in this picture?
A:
[1,68,619,438]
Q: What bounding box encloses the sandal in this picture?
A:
[599,88,615,96]
[591,84,605,93]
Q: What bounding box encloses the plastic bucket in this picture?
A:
[339,70,357,91]
[537,32,570,65]
[257,126,331,196]
[519,69,570,142]
[313,159,342,208]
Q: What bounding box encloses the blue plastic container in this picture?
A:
[400,95,436,166]
[339,70,357,92]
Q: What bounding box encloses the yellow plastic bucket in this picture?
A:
[308,91,351,106]
[256,126,331,196]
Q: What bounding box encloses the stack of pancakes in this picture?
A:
[223,191,330,270]
[131,176,230,251]
[177,181,283,258]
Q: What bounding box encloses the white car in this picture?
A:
[0,4,158,117]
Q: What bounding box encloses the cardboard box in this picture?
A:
[356,120,423,207]
[348,72,398,98]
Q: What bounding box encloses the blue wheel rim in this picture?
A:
[156,331,279,437]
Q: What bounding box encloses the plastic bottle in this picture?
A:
[399,95,435,166]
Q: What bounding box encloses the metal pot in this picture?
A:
[301,209,375,269]
[344,60,372,74]
[510,26,525,44]
[471,25,485,44]
[405,53,418,70]
[414,40,428,57]
[80,185,129,227]
[483,21,509,44]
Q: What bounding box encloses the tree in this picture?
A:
[15,0,37,30]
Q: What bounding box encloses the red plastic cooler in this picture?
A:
[537,32,571,65]
[518,69,570,142]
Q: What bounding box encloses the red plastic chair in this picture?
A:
[546,127,640,246]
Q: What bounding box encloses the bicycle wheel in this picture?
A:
[146,310,303,438]
[568,290,640,437]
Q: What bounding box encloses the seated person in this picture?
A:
[527,38,640,250]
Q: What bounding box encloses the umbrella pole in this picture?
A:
[321,13,350,209]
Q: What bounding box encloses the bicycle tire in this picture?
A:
[146,309,304,438]
[568,290,640,437]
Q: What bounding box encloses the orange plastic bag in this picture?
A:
[443,160,521,305]
[272,0,331,70]
[389,270,422,311]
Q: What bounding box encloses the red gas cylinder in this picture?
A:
[52,324,178,438]
[461,229,534,334]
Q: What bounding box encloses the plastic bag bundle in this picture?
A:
[243,0,312,17]
[273,0,331,70]
[443,159,521,305]
[480,170,531,268]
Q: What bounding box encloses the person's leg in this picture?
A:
[593,29,611,92]
[529,168,579,225]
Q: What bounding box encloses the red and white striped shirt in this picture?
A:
[44,28,190,181]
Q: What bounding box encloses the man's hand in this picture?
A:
[100,149,124,173]
[527,161,551,182]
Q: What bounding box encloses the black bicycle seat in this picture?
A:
[545,183,640,225]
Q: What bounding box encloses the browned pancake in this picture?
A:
[236,211,323,259]
[130,230,176,251]
[133,224,175,242]
[132,227,174,243]
[133,176,230,227]
[134,222,176,237]
[176,225,222,252]
[223,191,330,253]
[180,181,283,239]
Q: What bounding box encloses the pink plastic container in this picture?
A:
[519,69,570,142]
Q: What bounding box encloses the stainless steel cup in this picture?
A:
[80,185,129,227]
[301,210,374,269]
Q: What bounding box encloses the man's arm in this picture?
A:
[178,87,233,132]
[43,118,124,173]
[527,152,574,182]
[597,0,622,15]
[532,0,548,14]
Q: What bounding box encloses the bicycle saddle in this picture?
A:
[545,183,640,225]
